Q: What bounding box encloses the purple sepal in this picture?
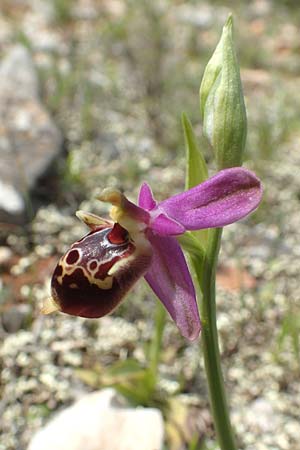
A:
[138,182,157,211]
[144,232,201,341]
[157,167,262,230]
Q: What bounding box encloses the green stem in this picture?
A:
[192,228,237,450]
[149,301,166,377]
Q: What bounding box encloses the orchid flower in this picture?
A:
[43,167,262,340]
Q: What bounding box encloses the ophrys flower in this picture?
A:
[44,167,262,340]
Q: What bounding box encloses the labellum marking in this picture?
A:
[87,259,99,272]
[57,257,114,290]
[66,249,81,265]
[107,251,138,276]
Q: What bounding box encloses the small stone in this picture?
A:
[0,181,25,222]
[28,389,164,450]
[1,304,33,333]
[245,398,280,433]
[0,246,13,267]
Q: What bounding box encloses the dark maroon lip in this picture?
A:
[50,224,152,319]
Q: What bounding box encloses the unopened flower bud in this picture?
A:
[200,15,247,168]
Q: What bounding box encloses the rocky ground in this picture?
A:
[1,1,300,449]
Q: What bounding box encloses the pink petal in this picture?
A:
[138,182,157,211]
[157,167,262,230]
[144,232,201,340]
[150,213,185,235]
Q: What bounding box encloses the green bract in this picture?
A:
[200,15,247,168]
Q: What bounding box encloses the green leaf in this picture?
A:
[182,112,208,190]
[178,233,206,291]
[75,368,101,388]
[104,359,146,384]
[114,379,152,406]
[182,113,209,246]
[109,365,157,406]
[177,232,205,260]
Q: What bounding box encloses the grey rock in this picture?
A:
[0,45,39,99]
[0,46,62,224]
[28,389,164,450]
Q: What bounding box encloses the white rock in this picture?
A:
[28,389,164,450]
[0,181,24,215]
